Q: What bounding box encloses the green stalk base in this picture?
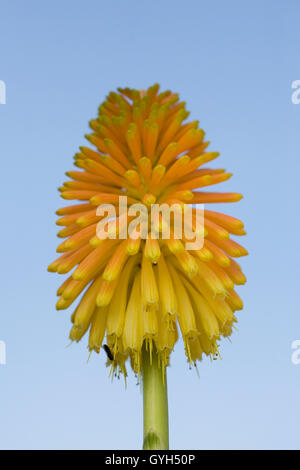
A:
[142,343,169,450]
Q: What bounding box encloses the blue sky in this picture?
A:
[0,0,299,450]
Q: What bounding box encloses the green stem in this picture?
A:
[142,343,169,450]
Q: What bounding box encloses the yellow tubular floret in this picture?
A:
[168,264,198,345]
[141,252,159,310]
[88,307,108,353]
[71,275,104,334]
[106,256,139,340]
[156,253,177,321]
[122,273,143,372]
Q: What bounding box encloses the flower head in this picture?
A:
[49,84,247,378]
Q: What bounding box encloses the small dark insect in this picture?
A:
[103,344,114,361]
